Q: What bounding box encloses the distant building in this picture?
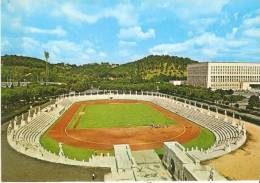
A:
[187,62,260,90]
[1,81,31,88]
[169,80,185,86]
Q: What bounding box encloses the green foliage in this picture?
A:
[109,55,197,81]
[247,95,260,109]
[1,84,69,123]
[71,103,176,129]
[1,54,197,84]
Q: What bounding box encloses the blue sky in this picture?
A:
[1,0,260,64]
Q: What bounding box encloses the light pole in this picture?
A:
[44,51,49,85]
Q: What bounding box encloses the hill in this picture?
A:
[1,54,197,83]
[109,55,197,81]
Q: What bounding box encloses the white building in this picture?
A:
[187,62,260,90]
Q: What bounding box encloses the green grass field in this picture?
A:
[68,103,177,129]
[41,102,215,160]
[40,133,113,161]
[155,127,215,157]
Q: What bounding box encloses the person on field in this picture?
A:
[92,173,96,180]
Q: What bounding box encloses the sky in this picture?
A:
[1,0,260,64]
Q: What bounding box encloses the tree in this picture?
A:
[248,95,260,109]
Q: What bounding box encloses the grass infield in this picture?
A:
[68,103,177,129]
[40,102,215,160]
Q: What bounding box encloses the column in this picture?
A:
[224,110,228,122]
[28,109,31,122]
[21,113,26,126]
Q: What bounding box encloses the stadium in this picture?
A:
[7,90,247,181]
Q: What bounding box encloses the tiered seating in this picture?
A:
[14,112,56,146]
[59,98,72,109]
[151,97,240,147]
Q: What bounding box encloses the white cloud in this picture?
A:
[189,17,218,33]
[149,32,248,60]
[226,27,238,39]
[105,3,138,27]
[59,3,101,24]
[56,2,138,27]
[118,26,155,40]
[119,40,137,47]
[1,38,11,52]
[242,16,260,27]
[140,0,230,19]
[25,26,66,36]
[243,28,260,38]
[21,37,42,51]
[17,37,106,64]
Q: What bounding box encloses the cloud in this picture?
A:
[21,37,42,51]
[242,16,260,27]
[42,40,107,63]
[119,40,137,47]
[226,27,238,39]
[56,2,138,27]
[189,17,218,33]
[118,26,155,40]
[24,26,66,36]
[15,37,106,64]
[140,0,230,19]
[59,3,101,24]
[149,32,248,60]
[243,28,260,38]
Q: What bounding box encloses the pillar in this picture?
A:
[224,110,228,122]
[28,109,31,122]
[33,108,37,118]
[21,113,26,126]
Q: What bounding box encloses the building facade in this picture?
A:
[187,62,260,90]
